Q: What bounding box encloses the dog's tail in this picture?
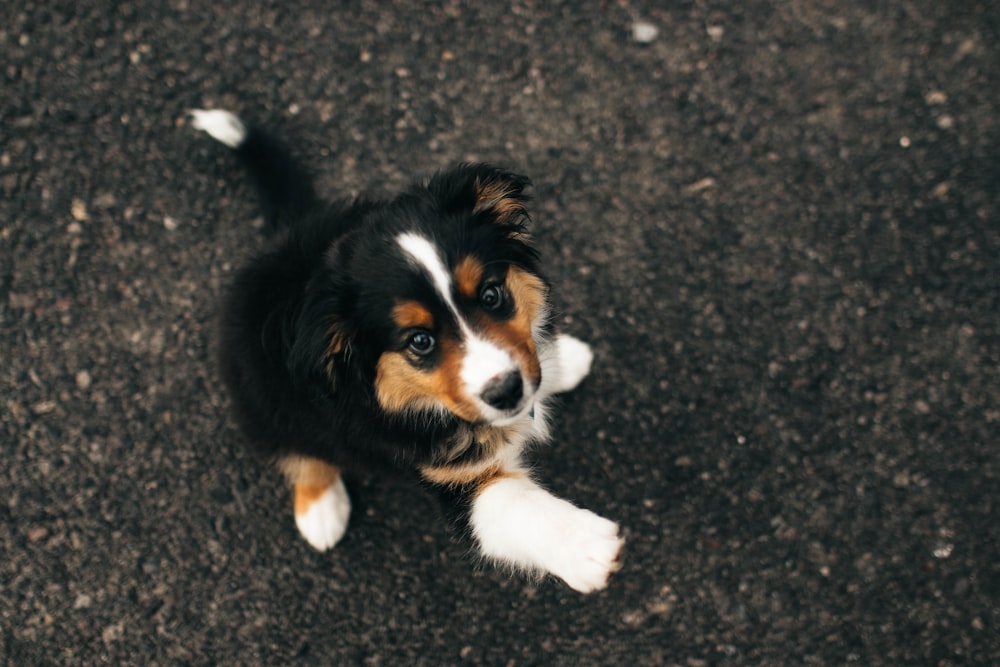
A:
[190,109,317,231]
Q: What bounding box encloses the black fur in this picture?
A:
[195,112,623,594]
[215,124,542,477]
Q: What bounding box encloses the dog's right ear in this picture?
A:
[287,313,344,391]
[286,233,360,391]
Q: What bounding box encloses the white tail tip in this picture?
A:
[189,109,247,148]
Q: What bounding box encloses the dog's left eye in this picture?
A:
[480,284,504,311]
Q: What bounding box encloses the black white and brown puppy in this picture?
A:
[190,109,623,593]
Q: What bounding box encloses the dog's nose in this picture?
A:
[480,372,524,411]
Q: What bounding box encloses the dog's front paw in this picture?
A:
[471,476,623,593]
[543,505,624,593]
[549,334,594,394]
[295,477,351,551]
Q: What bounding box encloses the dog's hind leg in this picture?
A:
[276,455,352,551]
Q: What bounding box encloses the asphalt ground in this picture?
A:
[2,2,998,665]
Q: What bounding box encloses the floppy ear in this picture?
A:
[431,164,532,224]
[287,306,349,390]
[285,233,361,390]
[286,267,354,391]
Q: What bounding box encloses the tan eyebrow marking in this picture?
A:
[454,256,484,300]
[392,301,434,330]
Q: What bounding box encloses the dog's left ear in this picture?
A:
[432,164,532,224]
[472,168,531,223]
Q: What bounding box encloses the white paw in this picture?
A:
[540,504,624,593]
[189,109,247,148]
[471,476,623,593]
[550,334,594,394]
[295,478,351,551]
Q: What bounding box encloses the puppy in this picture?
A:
[190,109,623,592]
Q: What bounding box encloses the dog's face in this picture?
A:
[294,165,550,427]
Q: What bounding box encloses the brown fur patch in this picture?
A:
[392,301,434,330]
[276,456,342,516]
[469,422,516,458]
[473,178,526,221]
[506,267,547,332]
[474,468,524,495]
[294,484,331,516]
[477,266,546,385]
[375,335,482,422]
[454,256,484,300]
[323,321,347,378]
[420,459,523,490]
[437,422,517,464]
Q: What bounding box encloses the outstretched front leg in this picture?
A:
[427,458,623,593]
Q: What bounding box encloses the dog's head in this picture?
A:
[291,164,551,427]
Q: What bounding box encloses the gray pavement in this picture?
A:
[2,2,998,665]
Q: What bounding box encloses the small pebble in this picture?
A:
[76,370,92,390]
[632,21,659,44]
[71,198,88,222]
[32,400,57,415]
[684,177,716,194]
[102,622,124,643]
[925,90,947,105]
[931,181,950,199]
[932,543,954,559]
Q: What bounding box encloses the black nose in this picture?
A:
[480,372,524,411]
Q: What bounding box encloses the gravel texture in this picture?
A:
[2,2,998,665]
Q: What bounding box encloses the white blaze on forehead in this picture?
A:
[396,232,458,312]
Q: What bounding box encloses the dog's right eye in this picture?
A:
[407,331,436,356]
